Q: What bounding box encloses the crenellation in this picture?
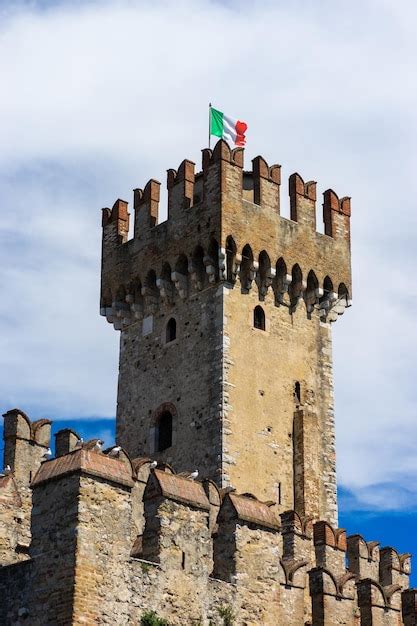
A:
[3,409,51,486]
[309,567,358,625]
[0,427,414,624]
[347,534,380,581]
[289,172,317,229]
[167,158,195,217]
[102,198,130,244]
[310,521,359,625]
[0,473,26,565]
[100,141,351,319]
[280,510,314,558]
[323,188,351,243]
[357,578,403,625]
[141,469,211,570]
[213,492,280,582]
[380,547,411,589]
[313,520,347,572]
[55,427,80,457]
[134,178,160,236]
[279,510,314,622]
[1,409,52,567]
[252,155,281,209]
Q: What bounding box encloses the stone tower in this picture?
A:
[4,139,416,626]
[100,139,351,526]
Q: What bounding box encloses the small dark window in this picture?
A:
[294,381,301,404]
[157,411,173,451]
[166,318,176,343]
[254,305,266,330]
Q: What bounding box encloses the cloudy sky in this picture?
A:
[1,0,416,570]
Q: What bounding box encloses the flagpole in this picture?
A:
[208,102,212,149]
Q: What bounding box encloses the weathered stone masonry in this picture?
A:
[101,140,350,523]
[0,413,414,625]
[0,139,416,625]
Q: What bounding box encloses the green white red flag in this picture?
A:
[210,106,247,147]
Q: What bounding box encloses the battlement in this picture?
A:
[1,415,415,625]
[0,409,52,566]
[100,139,351,332]
[2,408,51,486]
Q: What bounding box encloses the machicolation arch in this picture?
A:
[101,139,352,331]
[101,238,351,331]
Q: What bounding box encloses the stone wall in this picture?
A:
[116,284,224,483]
[0,409,51,566]
[223,277,337,521]
[0,437,415,625]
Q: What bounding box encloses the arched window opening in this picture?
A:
[173,254,189,299]
[191,245,206,289]
[322,276,333,297]
[274,257,288,304]
[145,270,156,289]
[144,270,158,298]
[289,264,303,309]
[157,411,173,452]
[338,283,349,301]
[240,244,254,292]
[175,254,189,276]
[142,270,159,316]
[126,278,141,303]
[258,250,271,279]
[157,263,174,303]
[207,238,220,282]
[127,279,143,320]
[226,236,237,284]
[257,250,271,300]
[254,305,266,330]
[160,262,172,284]
[305,270,319,314]
[166,318,176,343]
[319,275,334,309]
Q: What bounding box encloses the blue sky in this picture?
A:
[1,0,416,584]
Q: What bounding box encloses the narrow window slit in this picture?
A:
[254,305,266,330]
[166,318,177,343]
[157,411,173,451]
[294,381,301,404]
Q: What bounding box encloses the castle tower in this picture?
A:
[100,140,351,526]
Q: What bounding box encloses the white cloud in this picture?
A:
[1,0,417,508]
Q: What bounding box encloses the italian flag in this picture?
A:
[210,106,247,147]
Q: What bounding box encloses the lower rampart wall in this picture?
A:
[0,424,416,626]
